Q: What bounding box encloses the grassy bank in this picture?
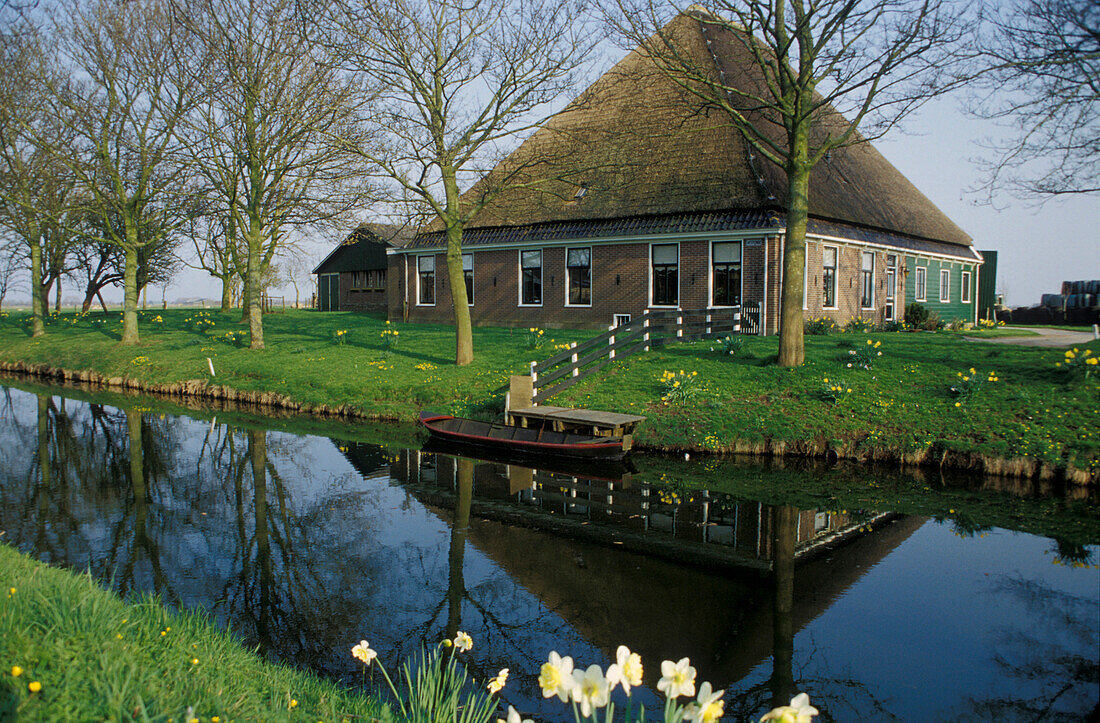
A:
[0,544,384,721]
[1,308,1097,478]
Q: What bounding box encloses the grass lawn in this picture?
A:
[0,544,384,722]
[1,308,1097,476]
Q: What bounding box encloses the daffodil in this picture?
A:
[487,668,508,693]
[606,644,644,694]
[351,640,377,665]
[539,651,576,702]
[11,666,22,677]
[453,631,473,652]
[759,692,819,723]
[571,664,610,717]
[657,657,696,699]
[28,681,41,693]
[685,681,725,723]
[499,706,533,723]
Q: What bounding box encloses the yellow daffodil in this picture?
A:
[290,699,298,708]
[28,681,41,693]
[11,666,22,677]
[657,657,696,699]
[453,631,473,652]
[759,693,819,723]
[571,664,610,717]
[539,651,576,702]
[351,640,377,665]
[487,668,508,693]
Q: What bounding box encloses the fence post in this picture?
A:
[705,312,712,336]
[608,324,616,360]
[733,308,741,334]
[571,342,579,377]
[676,311,683,338]
[643,314,651,352]
[529,360,538,390]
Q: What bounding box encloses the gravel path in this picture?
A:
[965,326,1099,347]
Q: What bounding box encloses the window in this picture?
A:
[884,255,897,321]
[371,269,386,290]
[940,269,951,302]
[566,247,591,305]
[353,271,367,290]
[860,251,875,308]
[915,266,927,302]
[651,243,678,306]
[462,253,474,305]
[822,246,838,308]
[961,271,972,303]
[613,314,631,327]
[712,241,741,306]
[520,250,542,305]
[417,255,435,305]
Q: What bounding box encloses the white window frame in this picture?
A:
[416,255,435,306]
[961,270,972,304]
[915,265,927,302]
[462,253,474,306]
[518,249,543,307]
[803,242,809,310]
[565,246,592,307]
[860,250,875,310]
[940,268,951,303]
[709,240,742,308]
[822,245,839,310]
[649,242,680,308]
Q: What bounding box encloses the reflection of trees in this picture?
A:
[962,575,1099,719]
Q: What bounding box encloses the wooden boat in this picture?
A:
[418,411,630,461]
[421,437,636,481]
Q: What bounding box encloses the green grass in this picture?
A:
[0,544,386,722]
[1,309,1097,476]
[956,328,1040,338]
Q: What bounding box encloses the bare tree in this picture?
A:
[0,239,19,309]
[186,213,243,313]
[612,1,968,366]
[971,0,1099,198]
[316,0,597,365]
[33,0,198,344]
[175,0,373,350]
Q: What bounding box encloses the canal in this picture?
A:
[0,381,1096,720]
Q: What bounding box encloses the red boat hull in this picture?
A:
[418,412,628,461]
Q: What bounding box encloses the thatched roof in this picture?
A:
[418,12,972,249]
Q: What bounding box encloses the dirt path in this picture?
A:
[966,326,1099,347]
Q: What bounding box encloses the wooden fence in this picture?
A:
[523,303,761,405]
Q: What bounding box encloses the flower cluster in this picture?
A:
[949,367,999,405]
[658,369,700,404]
[1056,347,1098,379]
[821,376,852,404]
[415,362,437,371]
[843,316,876,333]
[333,328,349,346]
[221,330,248,347]
[975,318,1004,329]
[380,321,399,349]
[130,356,151,366]
[184,312,215,333]
[525,327,546,350]
[552,341,574,352]
[846,339,882,369]
[804,316,838,335]
[709,335,744,356]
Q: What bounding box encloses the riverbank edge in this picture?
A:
[0,544,386,721]
[2,359,1095,486]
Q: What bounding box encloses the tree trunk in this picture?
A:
[81,285,96,314]
[29,240,45,337]
[220,276,232,312]
[777,126,810,367]
[445,457,474,639]
[245,213,264,350]
[121,243,140,344]
[54,280,61,312]
[240,273,250,324]
[442,168,473,365]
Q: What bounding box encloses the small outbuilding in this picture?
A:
[313,224,412,312]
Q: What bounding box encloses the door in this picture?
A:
[884,255,897,321]
[320,274,340,311]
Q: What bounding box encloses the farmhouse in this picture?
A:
[387,12,981,333]
[313,223,412,312]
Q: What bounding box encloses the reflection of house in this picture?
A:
[313,224,412,312]
[387,12,981,332]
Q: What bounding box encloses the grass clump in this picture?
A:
[0,544,386,722]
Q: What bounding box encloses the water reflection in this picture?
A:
[0,384,1096,720]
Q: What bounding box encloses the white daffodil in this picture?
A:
[487,668,509,694]
[657,657,697,699]
[453,631,473,652]
[684,681,725,723]
[606,645,644,694]
[539,651,576,702]
[351,640,377,665]
[759,692,819,723]
[498,706,533,723]
[571,664,611,718]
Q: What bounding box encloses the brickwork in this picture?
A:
[338,271,387,312]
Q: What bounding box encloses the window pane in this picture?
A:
[823,247,837,268]
[462,253,473,271]
[521,250,541,269]
[652,244,677,265]
[712,241,740,264]
[569,267,590,305]
[567,248,590,267]
[418,256,434,273]
[862,251,874,271]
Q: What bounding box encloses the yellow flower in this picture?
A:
[760,693,819,723]
[191,658,199,665]
[606,645,643,694]
[453,631,473,652]
[290,699,298,708]
[955,402,961,407]
[487,668,509,693]
[685,681,725,723]
[11,666,22,677]
[28,681,41,693]
[351,640,377,665]
[539,651,575,702]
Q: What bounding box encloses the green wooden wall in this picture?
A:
[904,255,977,323]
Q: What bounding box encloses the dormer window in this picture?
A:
[573,185,587,199]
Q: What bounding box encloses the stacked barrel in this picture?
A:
[999,279,1100,325]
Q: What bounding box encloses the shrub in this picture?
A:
[881,320,908,332]
[921,312,945,331]
[710,335,744,356]
[846,339,883,369]
[843,317,876,333]
[949,367,999,405]
[946,318,971,331]
[904,303,929,328]
[805,316,839,335]
[658,369,700,403]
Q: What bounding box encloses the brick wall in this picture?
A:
[339,271,387,312]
